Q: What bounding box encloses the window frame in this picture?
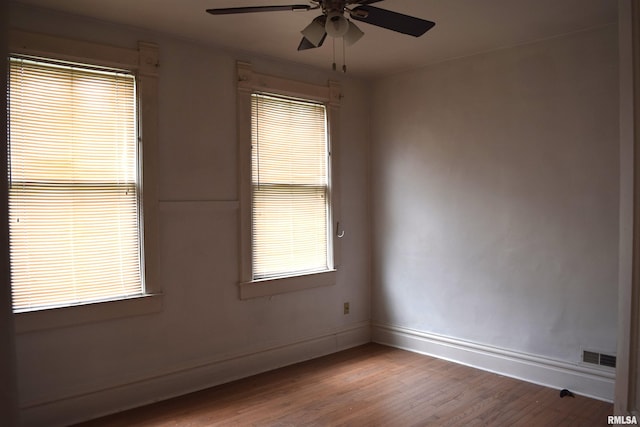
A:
[236,62,342,300]
[8,29,161,332]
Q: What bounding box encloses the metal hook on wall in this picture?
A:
[336,222,345,238]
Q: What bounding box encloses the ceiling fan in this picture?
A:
[206,1,435,70]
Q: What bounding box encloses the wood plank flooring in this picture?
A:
[74,343,613,426]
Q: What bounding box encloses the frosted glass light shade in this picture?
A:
[301,16,326,47]
[325,12,349,38]
[344,20,364,46]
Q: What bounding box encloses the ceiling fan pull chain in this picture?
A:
[342,37,347,73]
[332,37,337,71]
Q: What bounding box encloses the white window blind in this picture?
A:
[8,56,142,312]
[251,93,330,279]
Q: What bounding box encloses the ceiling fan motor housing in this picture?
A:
[322,0,348,14]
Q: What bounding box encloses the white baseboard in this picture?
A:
[372,323,615,402]
[20,322,371,427]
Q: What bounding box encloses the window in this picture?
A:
[237,62,342,299]
[8,57,140,311]
[8,30,160,329]
[251,93,330,279]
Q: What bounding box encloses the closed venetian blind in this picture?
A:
[251,93,329,279]
[8,57,142,312]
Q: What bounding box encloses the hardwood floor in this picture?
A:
[75,343,613,426]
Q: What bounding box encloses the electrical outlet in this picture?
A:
[343,302,350,315]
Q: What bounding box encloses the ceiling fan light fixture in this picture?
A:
[301,16,327,47]
[325,11,350,38]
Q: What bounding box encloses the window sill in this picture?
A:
[239,270,336,300]
[14,293,163,334]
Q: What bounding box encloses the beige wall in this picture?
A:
[371,24,619,390]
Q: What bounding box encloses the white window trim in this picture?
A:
[236,62,342,300]
[9,29,162,333]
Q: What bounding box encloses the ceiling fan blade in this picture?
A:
[298,34,327,51]
[350,5,435,37]
[206,5,311,15]
[349,0,385,5]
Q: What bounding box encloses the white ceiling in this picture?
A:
[11,0,618,77]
